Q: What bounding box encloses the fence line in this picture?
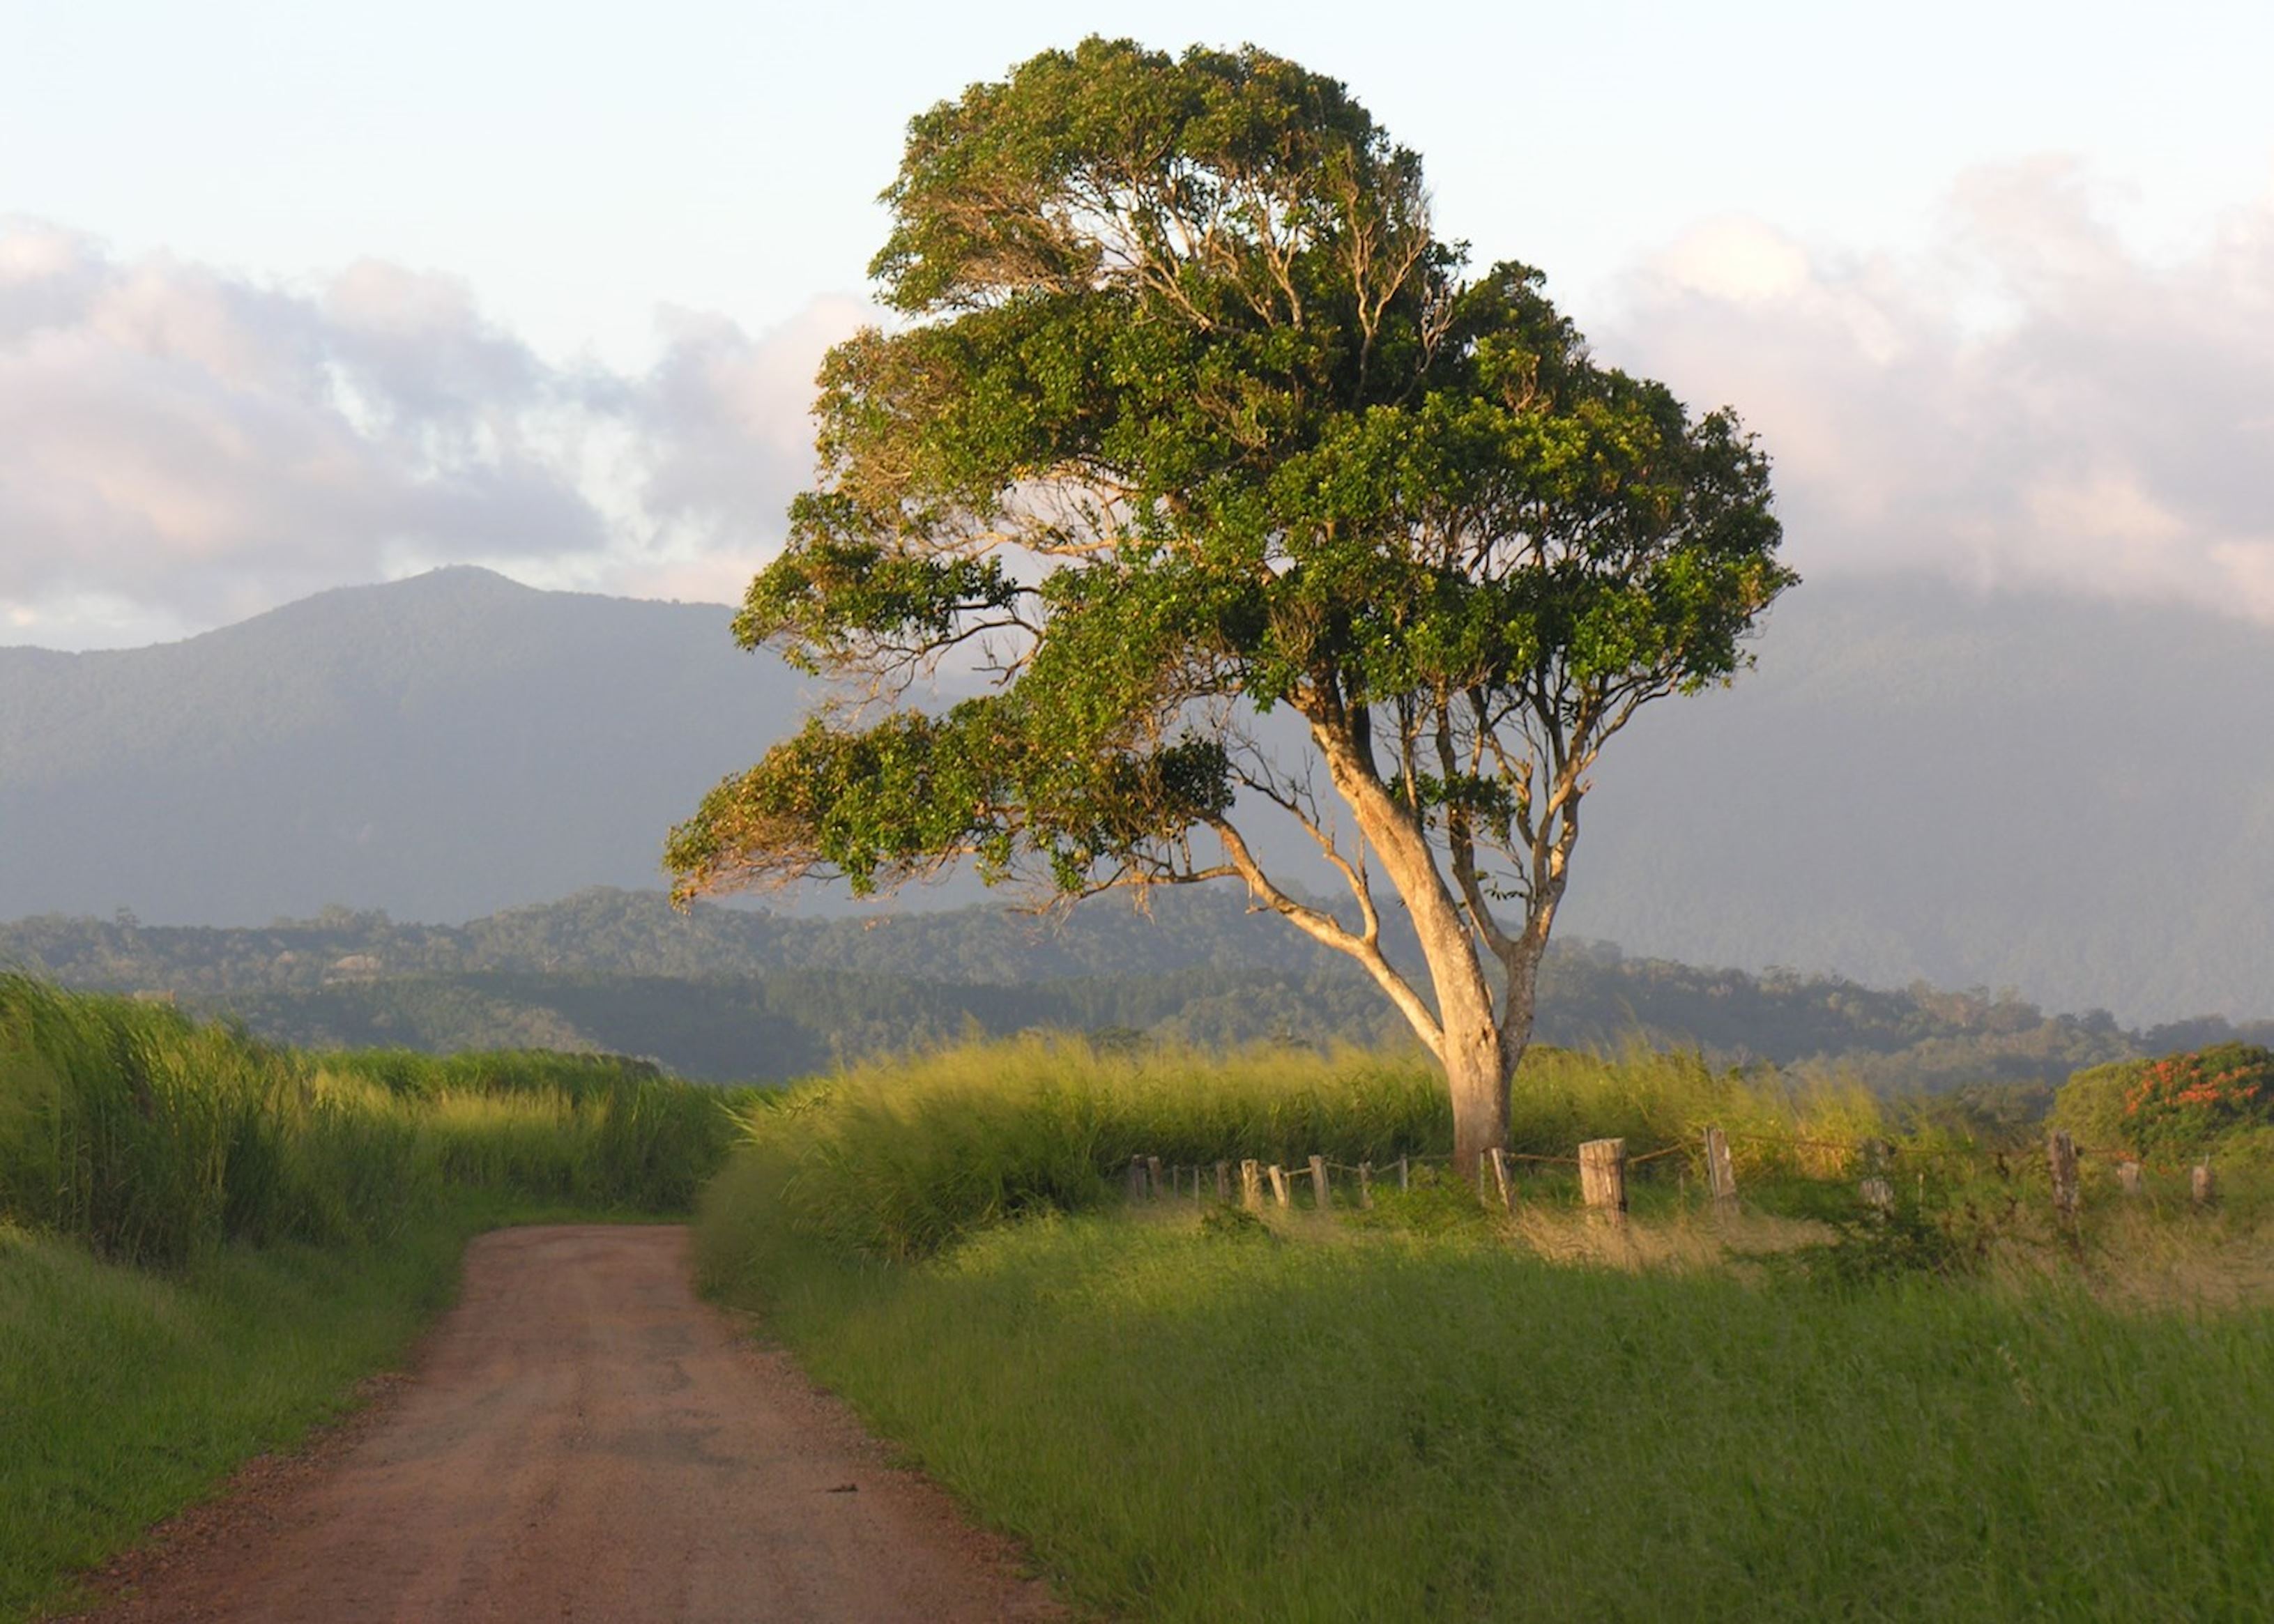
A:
[1123,1124,2222,1223]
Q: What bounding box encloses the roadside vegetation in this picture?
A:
[15,959,2273,1621]
[699,1034,2274,1621]
[740,1035,1881,1260]
[0,973,751,1623]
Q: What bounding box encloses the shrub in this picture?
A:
[2054,1044,2274,1163]
[2119,1045,2274,1158]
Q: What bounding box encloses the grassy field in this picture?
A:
[15,984,2272,1621]
[699,1037,2274,1621]
[750,1034,1886,1259]
[0,974,751,1621]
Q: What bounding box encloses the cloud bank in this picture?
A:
[0,220,863,646]
[6,162,2274,648]
[1603,159,2274,620]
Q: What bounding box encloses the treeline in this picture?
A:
[8,889,2266,1090]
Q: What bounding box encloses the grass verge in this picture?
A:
[0,976,752,1621]
[5,1198,448,1621]
[698,1146,2274,1622]
[751,1034,1879,1259]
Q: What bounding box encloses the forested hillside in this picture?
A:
[10,888,2257,1091]
[8,569,2274,1022]
[0,567,809,924]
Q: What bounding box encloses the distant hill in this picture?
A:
[1559,579,2274,1025]
[15,887,2265,1094]
[0,567,809,924]
[5,567,2273,1022]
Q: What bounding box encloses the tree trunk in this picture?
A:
[1445,1017,1511,1177]
[1303,711,1554,1174]
[1442,933,1546,1175]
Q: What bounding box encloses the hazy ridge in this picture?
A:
[13,887,2268,1091]
[6,566,2271,1025]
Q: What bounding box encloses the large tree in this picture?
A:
[667,38,1794,1170]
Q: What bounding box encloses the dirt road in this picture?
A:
[74,1227,1063,1623]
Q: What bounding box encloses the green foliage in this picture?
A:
[2055,1043,2274,1163]
[1350,1161,1497,1236]
[0,973,386,1266]
[669,37,1791,942]
[750,1037,1444,1259]
[312,1045,667,1101]
[696,1195,2274,1621]
[1784,1196,1988,1289]
[1,889,2168,1091]
[0,974,751,1619]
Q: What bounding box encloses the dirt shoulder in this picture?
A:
[63,1225,1064,1623]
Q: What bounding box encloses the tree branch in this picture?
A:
[1206,817,1442,1051]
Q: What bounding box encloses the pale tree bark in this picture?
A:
[1305,703,1539,1174]
[1219,664,1617,1174]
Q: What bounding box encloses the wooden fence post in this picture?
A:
[1239,1159,1262,1211]
[1578,1138,1627,1218]
[1267,1164,1291,1209]
[1488,1147,1514,1213]
[1859,1138,1894,1218]
[2192,1160,2216,1208]
[2046,1131,2080,1226]
[1308,1154,1330,1211]
[1147,1156,1165,1202]
[1703,1126,1737,1210]
[1359,1160,1374,1208]
[1216,1161,1232,1204]
[1126,1156,1146,1203]
[2116,1160,2144,1197]
[1398,1154,1410,1192]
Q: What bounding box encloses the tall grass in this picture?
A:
[315,1048,750,1212]
[1,1215,471,1622]
[749,1034,1881,1258]
[0,974,751,1266]
[699,1031,2274,1624]
[0,974,762,1621]
[696,1179,2274,1623]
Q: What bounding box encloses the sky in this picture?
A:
[4,0,2272,649]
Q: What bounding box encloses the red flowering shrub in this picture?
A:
[2116,1043,2274,1160]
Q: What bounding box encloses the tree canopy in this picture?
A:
[666,38,1794,1163]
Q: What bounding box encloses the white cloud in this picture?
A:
[1601,160,2274,621]
[0,220,869,646]
[11,165,2274,648]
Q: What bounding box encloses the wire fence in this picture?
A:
[1122,1123,2224,1223]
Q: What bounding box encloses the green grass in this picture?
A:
[0,976,756,1621]
[701,1039,2274,1619]
[0,975,755,1264]
[697,1149,2274,1621]
[0,1204,455,1621]
[752,1035,1882,1259]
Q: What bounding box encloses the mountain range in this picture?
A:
[1,567,806,924]
[4,565,2270,1025]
